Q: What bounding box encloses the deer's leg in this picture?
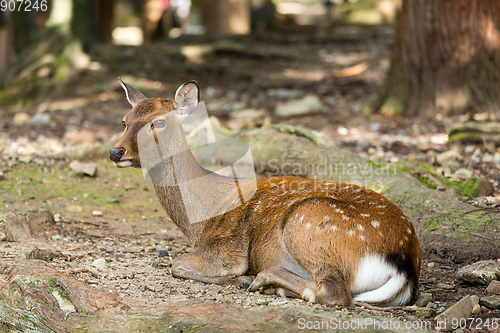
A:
[171,252,254,288]
[248,266,352,306]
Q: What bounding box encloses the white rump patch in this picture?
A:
[352,254,412,306]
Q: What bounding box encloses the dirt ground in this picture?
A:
[2,211,499,331]
[1,25,500,330]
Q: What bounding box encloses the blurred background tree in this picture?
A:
[375,0,500,117]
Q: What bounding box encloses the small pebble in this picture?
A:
[91,258,107,269]
[486,280,500,294]
[92,210,103,217]
[53,213,62,222]
[427,262,436,268]
[369,123,380,132]
[472,304,481,314]
[464,145,475,154]
[436,282,454,290]
[337,127,348,136]
[406,315,417,323]
[157,249,170,258]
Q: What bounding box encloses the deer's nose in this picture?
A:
[109,147,126,162]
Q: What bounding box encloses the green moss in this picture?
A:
[367,160,396,174]
[442,177,479,200]
[448,132,482,143]
[379,96,404,116]
[187,324,210,332]
[0,159,161,222]
[416,164,438,176]
[396,165,410,174]
[402,193,412,201]
[418,175,437,189]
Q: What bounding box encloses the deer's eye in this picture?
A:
[152,119,166,129]
[122,120,126,127]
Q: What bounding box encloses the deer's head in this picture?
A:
[109,78,199,168]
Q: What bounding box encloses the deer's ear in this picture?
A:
[118,77,146,107]
[174,80,199,118]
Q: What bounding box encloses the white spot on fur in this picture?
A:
[323,216,330,222]
[335,208,344,214]
[302,288,316,303]
[306,223,312,229]
[299,215,304,222]
[357,224,364,231]
[330,225,337,232]
[371,220,380,228]
[347,229,354,236]
[399,240,404,246]
[330,203,337,208]
[376,205,387,209]
[359,235,365,241]
[407,228,412,234]
[114,161,132,167]
[352,254,412,306]
[379,232,384,237]
[342,215,349,220]
[404,236,408,241]
[361,213,370,218]
[355,200,365,204]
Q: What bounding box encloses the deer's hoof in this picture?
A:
[240,276,254,289]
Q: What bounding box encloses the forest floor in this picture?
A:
[1,25,499,330]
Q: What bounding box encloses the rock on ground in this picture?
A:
[415,292,432,307]
[480,296,500,310]
[275,95,323,117]
[486,280,500,294]
[456,260,500,285]
[69,161,98,177]
[435,296,472,331]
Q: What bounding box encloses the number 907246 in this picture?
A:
[1,0,48,11]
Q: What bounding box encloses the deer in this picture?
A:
[109,78,421,307]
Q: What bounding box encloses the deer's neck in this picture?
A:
[148,139,238,245]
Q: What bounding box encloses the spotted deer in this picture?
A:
[109,78,421,307]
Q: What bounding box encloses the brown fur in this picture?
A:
[111,86,421,307]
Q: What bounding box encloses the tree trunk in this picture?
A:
[0,12,14,70]
[203,0,251,35]
[375,0,500,117]
[7,2,39,54]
